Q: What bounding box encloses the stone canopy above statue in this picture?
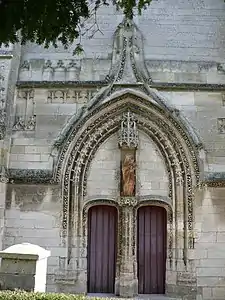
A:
[118,110,139,149]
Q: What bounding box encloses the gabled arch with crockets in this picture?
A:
[52,88,201,272]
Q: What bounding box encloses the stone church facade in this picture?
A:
[1,1,225,299]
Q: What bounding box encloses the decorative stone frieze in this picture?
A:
[47,90,65,103]
[19,59,81,82]
[16,89,34,103]
[46,88,98,104]
[8,169,53,184]
[16,80,225,91]
[12,86,99,108]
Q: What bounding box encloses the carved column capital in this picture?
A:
[118,196,137,207]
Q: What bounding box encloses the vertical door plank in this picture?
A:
[88,205,117,293]
[138,206,167,294]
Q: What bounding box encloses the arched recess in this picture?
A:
[53,90,200,271]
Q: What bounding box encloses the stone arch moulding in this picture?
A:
[53,88,201,270]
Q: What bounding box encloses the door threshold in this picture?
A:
[87,293,117,298]
[136,295,181,300]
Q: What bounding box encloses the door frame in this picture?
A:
[82,199,172,295]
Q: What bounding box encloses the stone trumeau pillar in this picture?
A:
[0,43,22,250]
[117,197,138,297]
[116,110,139,297]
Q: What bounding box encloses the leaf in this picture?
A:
[0,0,154,51]
[73,43,84,55]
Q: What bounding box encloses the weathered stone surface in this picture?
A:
[2,2,225,299]
[0,273,35,291]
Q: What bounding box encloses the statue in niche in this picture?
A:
[121,153,136,197]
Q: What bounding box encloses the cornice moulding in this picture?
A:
[16,81,225,91]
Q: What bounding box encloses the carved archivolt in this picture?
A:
[54,92,200,268]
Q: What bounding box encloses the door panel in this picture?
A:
[87,205,117,293]
[137,206,167,294]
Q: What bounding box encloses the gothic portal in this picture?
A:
[2,5,225,300]
[54,88,200,297]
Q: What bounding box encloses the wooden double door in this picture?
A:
[87,205,167,294]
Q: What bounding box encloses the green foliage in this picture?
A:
[116,0,152,18]
[0,0,152,51]
[0,0,89,49]
[0,290,92,300]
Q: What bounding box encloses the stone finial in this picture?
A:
[56,60,65,69]
[25,115,36,131]
[68,59,77,69]
[43,60,52,69]
[13,117,25,131]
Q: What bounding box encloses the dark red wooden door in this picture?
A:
[137,206,167,294]
[87,205,117,293]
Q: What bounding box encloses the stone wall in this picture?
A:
[194,188,225,300]
[86,132,168,199]
[137,132,168,196]
[86,134,120,199]
[9,89,225,175]
[9,87,99,172]
[4,185,62,292]
[0,43,21,252]
[19,0,225,65]
[162,91,225,173]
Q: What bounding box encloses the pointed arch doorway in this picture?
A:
[87,205,118,293]
[137,205,167,294]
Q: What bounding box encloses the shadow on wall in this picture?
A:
[195,187,225,233]
[5,185,61,211]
